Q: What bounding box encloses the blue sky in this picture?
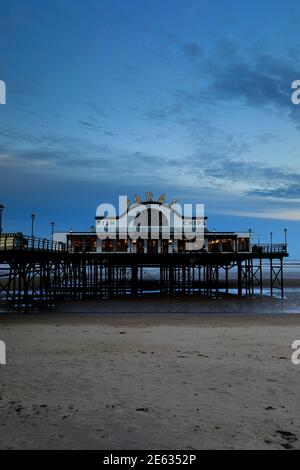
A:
[0,0,300,255]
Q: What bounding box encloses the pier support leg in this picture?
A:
[281,258,284,299]
[132,264,138,297]
[237,261,242,296]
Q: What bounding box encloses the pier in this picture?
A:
[0,233,288,310]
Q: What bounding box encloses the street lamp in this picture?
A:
[0,204,4,235]
[51,221,54,243]
[249,228,252,252]
[284,228,287,246]
[257,234,261,245]
[31,214,36,238]
[270,231,273,248]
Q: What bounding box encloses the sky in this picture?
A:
[0,0,300,256]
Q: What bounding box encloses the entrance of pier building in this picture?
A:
[148,240,158,255]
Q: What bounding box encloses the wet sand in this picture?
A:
[1,308,300,449]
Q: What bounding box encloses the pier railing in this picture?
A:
[0,233,287,256]
[0,233,66,252]
[252,243,287,255]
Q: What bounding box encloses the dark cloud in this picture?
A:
[206,58,290,110]
[0,136,172,182]
[78,120,103,131]
[182,42,202,59]
[146,40,300,128]
[203,158,290,184]
[249,184,300,199]
[104,130,117,137]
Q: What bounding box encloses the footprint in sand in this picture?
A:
[275,430,298,449]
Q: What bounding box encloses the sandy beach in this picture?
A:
[1,304,300,450]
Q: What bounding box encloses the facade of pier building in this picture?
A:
[53,193,251,255]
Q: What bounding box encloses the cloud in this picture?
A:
[0,135,173,183]
[205,57,290,110]
[104,130,117,137]
[146,39,300,129]
[202,158,290,184]
[140,37,300,207]
[78,120,103,131]
[249,184,300,200]
[200,47,300,129]
[182,42,202,59]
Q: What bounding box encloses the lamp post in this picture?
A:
[249,228,252,251]
[257,234,261,245]
[51,222,54,243]
[31,214,35,238]
[270,231,273,249]
[0,204,4,235]
[284,228,287,247]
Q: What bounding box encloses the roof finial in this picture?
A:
[145,191,153,202]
